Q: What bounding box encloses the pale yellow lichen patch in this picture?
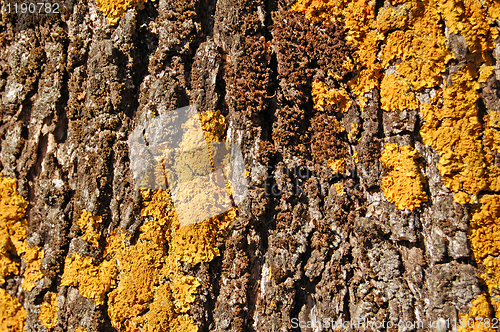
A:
[327,158,345,175]
[61,253,117,306]
[75,328,87,332]
[380,143,428,210]
[0,288,26,332]
[0,176,44,291]
[76,210,102,247]
[96,0,148,25]
[334,183,346,196]
[39,292,58,328]
[380,74,419,112]
[311,80,352,113]
[458,293,497,332]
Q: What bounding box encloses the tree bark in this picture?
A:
[1,0,499,331]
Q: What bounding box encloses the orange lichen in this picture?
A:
[347,123,360,142]
[96,0,149,25]
[39,292,58,328]
[420,69,489,204]
[60,253,117,306]
[458,293,498,332]
[0,288,26,332]
[199,110,227,144]
[334,183,346,196]
[100,108,237,331]
[433,0,494,54]
[479,66,495,83]
[311,80,352,113]
[469,195,500,263]
[482,256,500,297]
[380,74,419,112]
[171,276,201,313]
[380,143,428,210]
[327,158,345,175]
[0,176,44,291]
[76,210,102,247]
[483,111,500,192]
[293,0,500,323]
[375,7,407,33]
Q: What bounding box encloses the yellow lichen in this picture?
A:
[376,7,407,33]
[75,328,87,332]
[469,195,500,263]
[380,74,419,112]
[482,256,500,297]
[199,110,226,143]
[380,144,428,210]
[39,292,58,328]
[293,0,500,323]
[479,66,495,83]
[347,123,360,142]
[0,176,44,291]
[311,80,352,113]
[420,69,490,203]
[96,0,149,25]
[100,107,237,331]
[171,276,201,313]
[334,183,346,196]
[327,158,345,175]
[76,210,102,247]
[60,253,117,306]
[458,293,498,332]
[0,288,26,332]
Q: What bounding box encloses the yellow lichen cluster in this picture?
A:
[469,196,500,263]
[0,288,26,332]
[96,0,149,25]
[60,110,237,331]
[460,195,500,330]
[199,110,227,144]
[327,158,345,175]
[334,183,346,196]
[0,176,44,292]
[39,292,58,328]
[61,253,117,306]
[380,74,418,112]
[76,210,102,247]
[458,293,498,332]
[380,143,428,210]
[294,3,500,323]
[311,79,352,113]
[420,69,493,204]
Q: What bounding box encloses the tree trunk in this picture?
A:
[1,0,499,331]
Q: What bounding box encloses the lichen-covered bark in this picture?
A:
[0,0,499,331]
